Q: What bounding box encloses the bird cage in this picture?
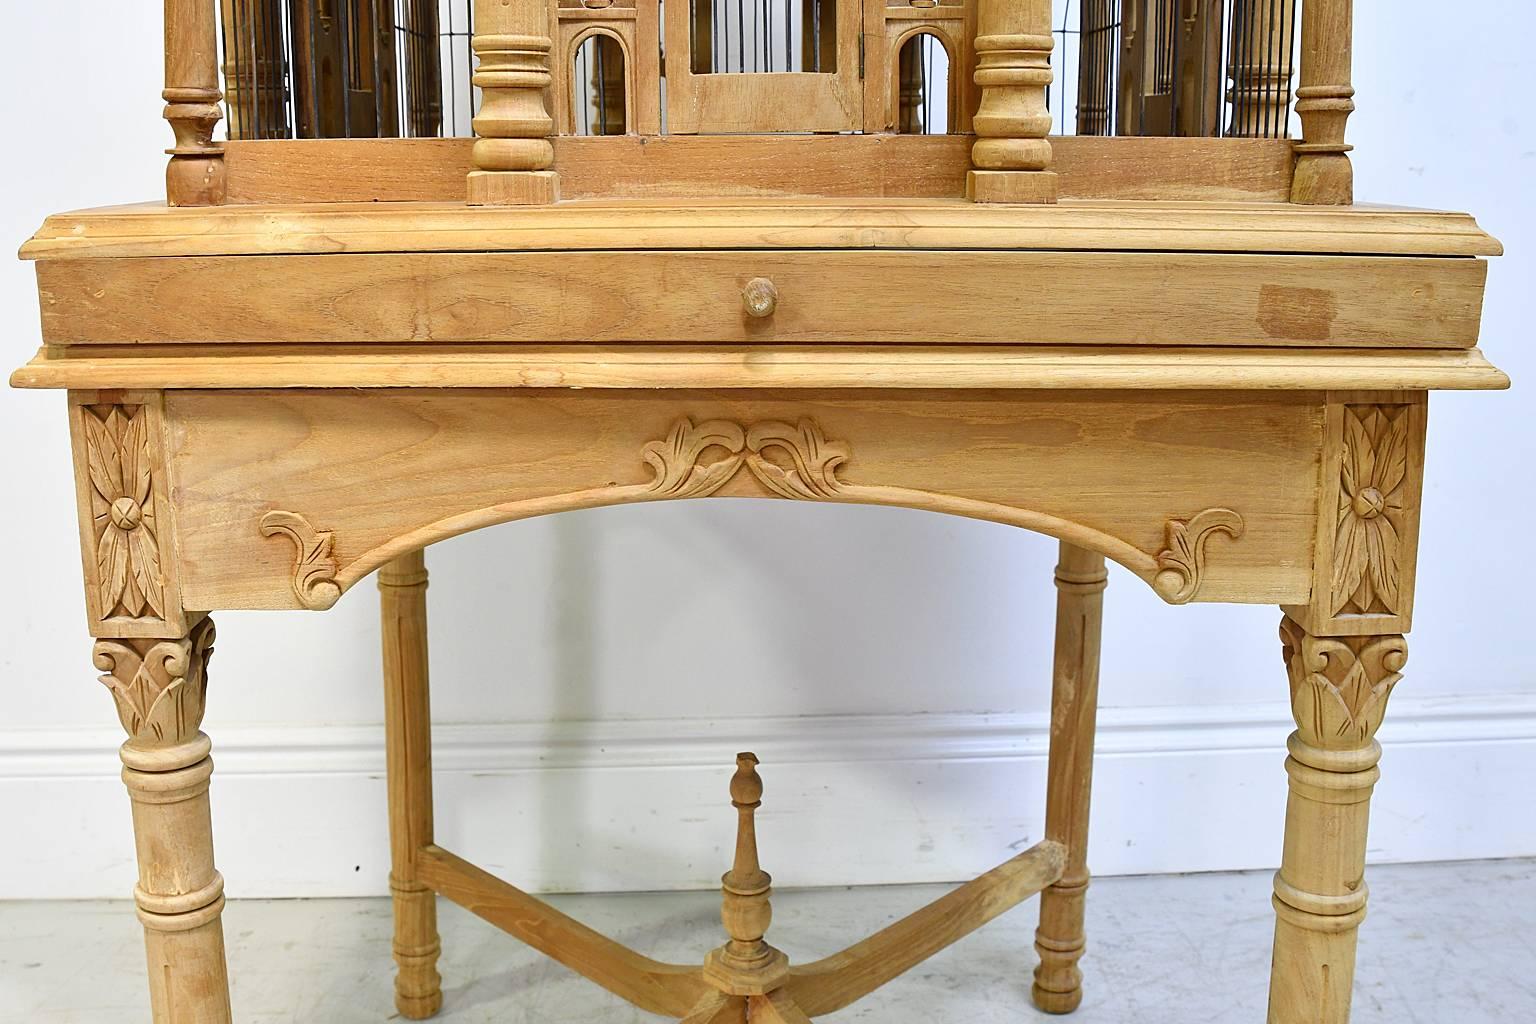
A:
[215,0,1299,142]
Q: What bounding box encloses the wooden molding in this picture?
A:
[12,346,1512,394]
[260,511,342,610]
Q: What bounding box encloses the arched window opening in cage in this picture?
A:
[573,34,629,137]
[689,0,838,74]
[896,33,951,136]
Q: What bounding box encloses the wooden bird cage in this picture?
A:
[214,0,1300,145]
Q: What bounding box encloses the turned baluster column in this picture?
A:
[380,551,443,1019]
[469,0,560,205]
[968,0,1057,204]
[1032,543,1108,1014]
[1269,616,1406,1024]
[1291,0,1354,204]
[1226,0,1298,139]
[95,616,232,1023]
[164,0,227,206]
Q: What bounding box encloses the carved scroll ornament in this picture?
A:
[261,511,342,610]
[257,417,1245,608]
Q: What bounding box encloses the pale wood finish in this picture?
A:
[863,1,977,135]
[21,197,1500,262]
[1269,614,1406,1023]
[67,391,190,639]
[1292,0,1355,205]
[216,135,1302,204]
[156,388,1322,610]
[703,755,790,997]
[29,250,1489,351]
[95,615,231,1023]
[417,844,712,1015]
[15,7,1509,1016]
[1030,543,1107,1014]
[163,0,226,207]
[551,1,663,137]
[662,0,862,133]
[468,0,560,205]
[9,345,1513,394]
[378,550,442,1019]
[783,839,1066,1014]
[1283,394,1426,637]
[968,0,1056,203]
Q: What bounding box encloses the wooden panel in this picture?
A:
[11,345,1511,393]
[164,388,1324,610]
[662,0,862,133]
[218,135,1299,204]
[34,250,1489,349]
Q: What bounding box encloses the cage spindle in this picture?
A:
[164,0,227,205]
[469,0,560,205]
[968,0,1057,204]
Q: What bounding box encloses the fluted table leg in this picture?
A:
[381,549,443,1018]
[1268,614,1406,1023]
[95,615,231,1023]
[1032,542,1107,1014]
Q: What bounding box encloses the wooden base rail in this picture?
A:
[416,820,1065,1019]
[782,839,1067,1015]
[415,844,711,1017]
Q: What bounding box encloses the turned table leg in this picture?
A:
[380,549,444,1018]
[1032,542,1107,1014]
[1268,614,1406,1024]
[94,615,231,1024]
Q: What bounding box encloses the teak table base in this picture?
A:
[377,547,1087,1024]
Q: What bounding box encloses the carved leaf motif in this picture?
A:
[1152,508,1244,604]
[82,405,165,620]
[94,618,216,749]
[641,419,747,498]
[261,511,342,610]
[745,421,850,500]
[1280,616,1406,749]
[1330,406,1411,616]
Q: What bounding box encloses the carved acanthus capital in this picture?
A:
[1280,615,1405,752]
[95,617,217,753]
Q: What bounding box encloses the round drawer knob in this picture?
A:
[742,277,778,319]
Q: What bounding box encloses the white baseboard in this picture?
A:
[3,695,1534,899]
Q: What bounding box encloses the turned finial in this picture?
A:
[705,752,789,995]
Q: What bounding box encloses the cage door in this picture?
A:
[664,0,863,133]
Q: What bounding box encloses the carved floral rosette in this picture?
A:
[80,404,168,623]
[1331,405,1411,618]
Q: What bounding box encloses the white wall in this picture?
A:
[1,1,1532,900]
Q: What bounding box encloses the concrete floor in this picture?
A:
[3,860,1533,1022]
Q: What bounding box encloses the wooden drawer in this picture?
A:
[36,248,1486,348]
